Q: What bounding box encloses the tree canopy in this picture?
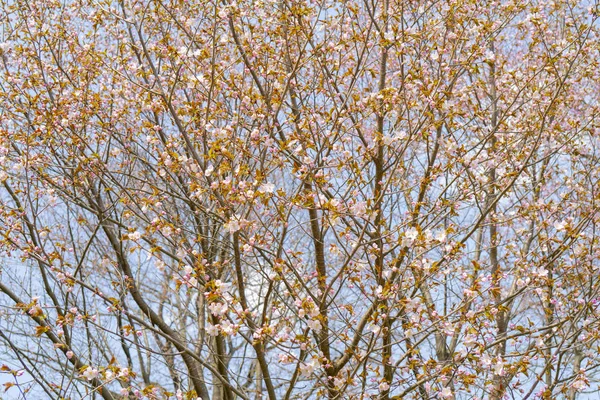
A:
[0,0,600,399]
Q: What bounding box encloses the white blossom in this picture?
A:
[258,182,275,193]
[206,324,219,336]
[82,367,99,381]
[439,387,453,399]
[308,319,322,332]
[300,359,319,377]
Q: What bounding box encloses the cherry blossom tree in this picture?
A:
[0,0,600,399]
